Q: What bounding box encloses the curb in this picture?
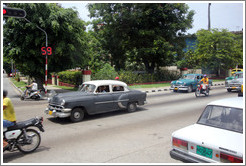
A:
[9,79,23,96]
[143,83,225,93]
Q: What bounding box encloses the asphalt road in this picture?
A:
[2,75,237,164]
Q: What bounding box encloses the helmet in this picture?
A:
[204,74,207,77]
[115,76,119,80]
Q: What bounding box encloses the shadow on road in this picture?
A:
[47,107,149,125]
[3,146,50,163]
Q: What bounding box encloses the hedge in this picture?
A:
[57,71,82,87]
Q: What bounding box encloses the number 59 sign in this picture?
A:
[41,47,52,55]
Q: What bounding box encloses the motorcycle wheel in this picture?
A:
[20,96,25,100]
[205,89,209,96]
[17,129,41,154]
[35,95,40,100]
[195,89,200,97]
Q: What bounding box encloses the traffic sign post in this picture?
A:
[41,47,52,95]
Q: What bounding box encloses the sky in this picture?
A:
[60,1,244,34]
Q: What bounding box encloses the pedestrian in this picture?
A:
[3,90,17,149]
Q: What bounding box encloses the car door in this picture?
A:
[93,85,114,114]
[111,85,129,110]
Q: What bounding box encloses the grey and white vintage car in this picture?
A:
[225,72,243,92]
[45,80,147,122]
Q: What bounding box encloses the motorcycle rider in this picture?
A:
[25,80,38,97]
[198,74,209,91]
[3,90,17,149]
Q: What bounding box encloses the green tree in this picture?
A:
[88,3,194,73]
[3,3,88,89]
[86,30,111,73]
[195,29,243,76]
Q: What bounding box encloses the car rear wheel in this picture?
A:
[70,108,84,122]
[227,89,231,92]
[127,102,137,113]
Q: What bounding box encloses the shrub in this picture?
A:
[92,63,118,80]
[58,71,82,86]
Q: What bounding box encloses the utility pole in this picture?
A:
[208,3,211,31]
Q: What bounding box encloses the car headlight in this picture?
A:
[61,99,66,106]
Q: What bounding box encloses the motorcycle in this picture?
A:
[21,86,42,100]
[195,83,209,97]
[3,117,45,154]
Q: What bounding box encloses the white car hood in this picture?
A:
[172,124,243,156]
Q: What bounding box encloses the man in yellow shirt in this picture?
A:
[199,74,209,90]
[3,90,17,149]
[199,74,209,84]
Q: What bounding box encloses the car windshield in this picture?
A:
[79,84,96,93]
[197,105,243,133]
[180,75,195,79]
[234,73,243,79]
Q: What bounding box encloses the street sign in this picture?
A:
[41,47,52,55]
[3,7,26,18]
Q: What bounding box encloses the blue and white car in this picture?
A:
[170,97,243,163]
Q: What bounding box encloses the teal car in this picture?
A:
[170,74,213,93]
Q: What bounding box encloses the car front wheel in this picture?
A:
[187,85,192,93]
[70,108,84,122]
[127,102,137,113]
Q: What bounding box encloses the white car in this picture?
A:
[170,97,243,163]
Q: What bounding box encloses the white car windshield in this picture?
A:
[80,84,96,93]
[180,75,195,79]
[234,73,243,79]
[197,105,243,133]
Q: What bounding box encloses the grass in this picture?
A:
[129,83,170,89]
[52,85,79,91]
[10,78,27,91]
[211,79,224,82]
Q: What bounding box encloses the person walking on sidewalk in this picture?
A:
[3,90,17,149]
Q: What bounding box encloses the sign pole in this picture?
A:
[25,18,48,95]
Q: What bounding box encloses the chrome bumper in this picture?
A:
[170,149,209,163]
[45,107,71,118]
[170,86,188,91]
[226,86,241,91]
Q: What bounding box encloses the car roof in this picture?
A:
[83,80,127,87]
[207,97,243,109]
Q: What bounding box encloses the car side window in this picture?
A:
[96,85,110,93]
[113,85,124,92]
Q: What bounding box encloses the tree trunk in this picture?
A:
[143,61,155,74]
